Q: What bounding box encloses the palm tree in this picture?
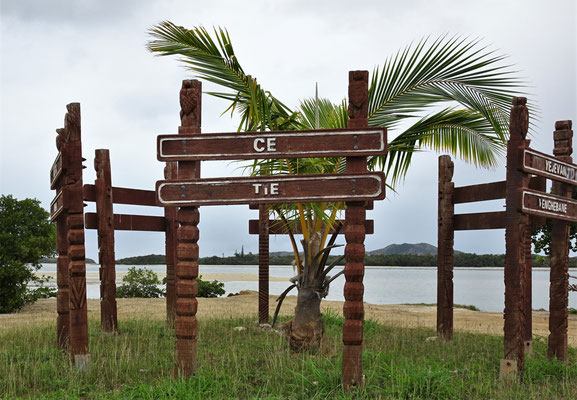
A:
[147,22,526,351]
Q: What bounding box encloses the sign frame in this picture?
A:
[520,188,577,223]
[522,148,577,185]
[157,128,387,161]
[156,172,386,206]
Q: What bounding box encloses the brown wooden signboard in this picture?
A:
[523,148,577,185]
[157,128,386,161]
[521,189,577,223]
[157,173,385,206]
[50,153,63,190]
[50,190,64,221]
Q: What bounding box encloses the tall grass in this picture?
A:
[1,310,576,399]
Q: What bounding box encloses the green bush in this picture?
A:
[197,275,225,298]
[117,267,165,298]
[0,195,56,313]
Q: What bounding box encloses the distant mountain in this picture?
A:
[368,243,462,256]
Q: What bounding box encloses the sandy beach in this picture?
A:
[3,292,576,346]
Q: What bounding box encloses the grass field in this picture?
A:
[1,308,576,399]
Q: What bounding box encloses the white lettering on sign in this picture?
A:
[253,137,277,153]
[252,183,279,196]
[545,159,576,181]
[538,197,568,214]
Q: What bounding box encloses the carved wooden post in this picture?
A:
[258,204,270,324]
[501,97,530,378]
[437,155,455,340]
[54,127,70,349]
[165,161,178,325]
[174,80,202,377]
[548,120,573,361]
[523,219,533,355]
[94,149,117,332]
[64,103,90,369]
[342,70,368,389]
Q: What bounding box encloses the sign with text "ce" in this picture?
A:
[156,173,386,206]
[157,128,386,161]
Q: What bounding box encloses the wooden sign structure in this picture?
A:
[437,98,574,378]
[50,103,90,369]
[50,107,180,366]
[157,72,387,388]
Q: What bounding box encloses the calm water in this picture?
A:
[39,264,577,312]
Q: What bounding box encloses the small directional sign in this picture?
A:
[157,128,387,161]
[50,190,64,221]
[156,172,386,206]
[523,148,577,185]
[50,153,63,190]
[521,189,577,223]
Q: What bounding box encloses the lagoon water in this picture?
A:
[38,264,577,312]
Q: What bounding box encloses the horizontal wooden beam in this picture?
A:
[454,181,506,204]
[84,184,158,207]
[248,201,374,210]
[454,211,506,230]
[249,219,374,235]
[85,213,166,231]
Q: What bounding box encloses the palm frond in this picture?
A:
[147,21,296,131]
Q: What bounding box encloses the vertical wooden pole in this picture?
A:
[174,80,201,377]
[548,120,573,361]
[94,149,118,332]
[523,222,533,355]
[64,103,90,369]
[55,128,70,349]
[437,155,455,340]
[258,204,270,324]
[501,97,530,378]
[342,70,368,390]
[165,161,178,326]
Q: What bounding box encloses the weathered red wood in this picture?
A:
[258,204,270,324]
[249,200,374,210]
[165,162,178,325]
[502,97,530,377]
[54,128,70,349]
[248,219,374,235]
[520,189,577,223]
[157,128,387,161]
[53,127,70,348]
[157,173,385,206]
[342,70,370,390]
[548,120,573,362]
[83,184,158,207]
[523,146,577,185]
[94,149,117,332]
[62,103,90,368]
[85,213,166,231]
[453,211,507,230]
[453,181,506,203]
[437,155,454,340]
[174,80,201,377]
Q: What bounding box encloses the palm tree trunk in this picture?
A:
[288,286,323,352]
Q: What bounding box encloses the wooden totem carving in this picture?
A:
[502,97,530,377]
[437,155,455,340]
[54,128,70,349]
[165,161,178,325]
[95,149,117,332]
[548,120,573,361]
[174,80,202,376]
[342,70,368,389]
[258,204,270,324]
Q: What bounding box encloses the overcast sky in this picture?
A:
[1,0,575,260]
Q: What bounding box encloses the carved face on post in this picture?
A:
[180,80,201,128]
